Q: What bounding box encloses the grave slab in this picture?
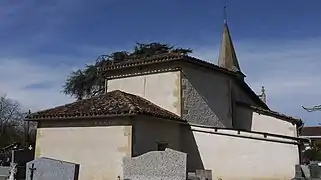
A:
[26,157,79,180]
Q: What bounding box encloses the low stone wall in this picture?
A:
[123,148,187,180]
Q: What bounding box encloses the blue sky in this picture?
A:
[0,0,321,126]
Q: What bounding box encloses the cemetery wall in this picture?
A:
[35,118,132,180]
[187,125,300,180]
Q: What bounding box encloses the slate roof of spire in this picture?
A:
[218,22,241,73]
[25,90,181,121]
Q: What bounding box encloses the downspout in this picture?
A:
[297,122,304,164]
[229,79,235,128]
[105,79,108,93]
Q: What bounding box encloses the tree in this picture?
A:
[303,141,321,162]
[302,105,321,125]
[0,95,35,148]
[63,42,193,100]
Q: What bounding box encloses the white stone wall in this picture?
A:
[107,71,181,116]
[186,126,299,180]
[235,106,298,137]
[251,112,297,137]
[35,120,132,180]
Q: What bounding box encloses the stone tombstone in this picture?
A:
[123,148,187,180]
[294,164,303,178]
[0,166,10,180]
[300,165,311,179]
[309,163,321,178]
[12,149,34,166]
[187,172,199,180]
[26,157,80,180]
[195,170,212,180]
[12,149,35,179]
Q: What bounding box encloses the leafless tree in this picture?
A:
[0,95,35,148]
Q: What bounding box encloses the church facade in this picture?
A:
[26,21,306,180]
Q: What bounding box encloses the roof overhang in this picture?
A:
[25,112,182,122]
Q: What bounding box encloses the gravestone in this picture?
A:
[301,165,311,179]
[12,149,34,180]
[26,157,79,180]
[12,149,34,165]
[0,166,10,180]
[123,148,187,180]
[187,172,198,180]
[195,170,212,180]
[309,162,321,178]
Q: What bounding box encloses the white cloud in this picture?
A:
[0,58,75,112]
[0,37,320,125]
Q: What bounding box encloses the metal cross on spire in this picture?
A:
[223,3,228,24]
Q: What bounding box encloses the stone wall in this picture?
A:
[123,148,187,180]
[181,66,231,127]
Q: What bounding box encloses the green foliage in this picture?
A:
[63,42,193,100]
[303,141,321,161]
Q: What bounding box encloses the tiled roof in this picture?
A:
[98,53,268,109]
[236,101,303,126]
[301,126,321,136]
[26,90,180,121]
[98,53,232,73]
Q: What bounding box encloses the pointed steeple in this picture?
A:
[218,6,242,73]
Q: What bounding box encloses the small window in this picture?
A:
[157,142,168,151]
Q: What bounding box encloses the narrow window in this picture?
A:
[157,142,168,151]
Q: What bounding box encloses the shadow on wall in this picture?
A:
[182,69,231,128]
[233,106,253,131]
[180,124,204,172]
[129,116,204,172]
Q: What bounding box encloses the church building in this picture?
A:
[26,20,306,180]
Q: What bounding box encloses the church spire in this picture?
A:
[218,5,241,73]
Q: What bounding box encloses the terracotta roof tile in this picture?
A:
[26,90,180,121]
[301,126,321,136]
